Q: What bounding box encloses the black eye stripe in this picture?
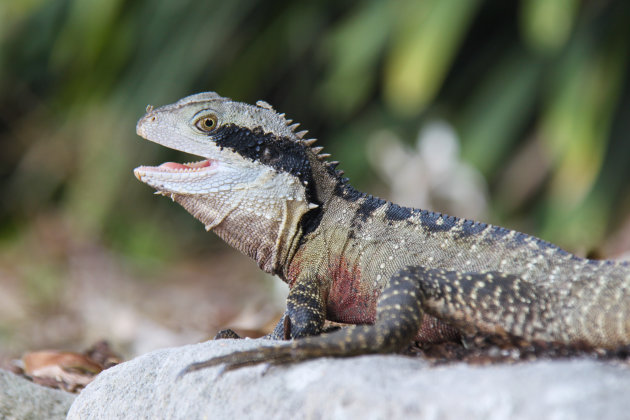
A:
[210,123,329,237]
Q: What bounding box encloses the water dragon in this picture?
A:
[133,92,630,373]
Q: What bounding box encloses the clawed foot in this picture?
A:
[178,345,295,378]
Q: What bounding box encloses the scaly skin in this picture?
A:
[133,92,630,373]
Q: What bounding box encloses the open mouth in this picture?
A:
[155,159,213,171]
[134,159,216,181]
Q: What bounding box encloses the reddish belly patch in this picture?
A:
[326,255,377,324]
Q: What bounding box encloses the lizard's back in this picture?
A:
[294,190,630,348]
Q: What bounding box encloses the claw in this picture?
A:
[180,355,231,376]
[178,345,292,377]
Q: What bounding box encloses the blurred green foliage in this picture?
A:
[1,0,629,260]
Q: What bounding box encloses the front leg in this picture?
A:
[181,269,425,374]
[268,274,326,340]
[214,273,326,341]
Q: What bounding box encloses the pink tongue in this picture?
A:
[159,161,211,170]
[160,162,189,170]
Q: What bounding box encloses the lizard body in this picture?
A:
[134,92,630,372]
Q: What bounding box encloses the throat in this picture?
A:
[213,216,280,273]
[173,193,304,275]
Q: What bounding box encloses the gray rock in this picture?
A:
[0,369,76,420]
[68,339,630,420]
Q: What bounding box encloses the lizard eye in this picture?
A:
[194,114,218,133]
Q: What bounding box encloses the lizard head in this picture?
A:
[134,92,339,273]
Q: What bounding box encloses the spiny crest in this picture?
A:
[264,100,347,180]
[275,108,321,153]
[255,100,274,111]
[306,141,346,179]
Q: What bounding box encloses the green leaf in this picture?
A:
[459,51,543,175]
[384,0,481,115]
[520,0,579,53]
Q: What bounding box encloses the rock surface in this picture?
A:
[0,369,76,420]
[68,339,630,420]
